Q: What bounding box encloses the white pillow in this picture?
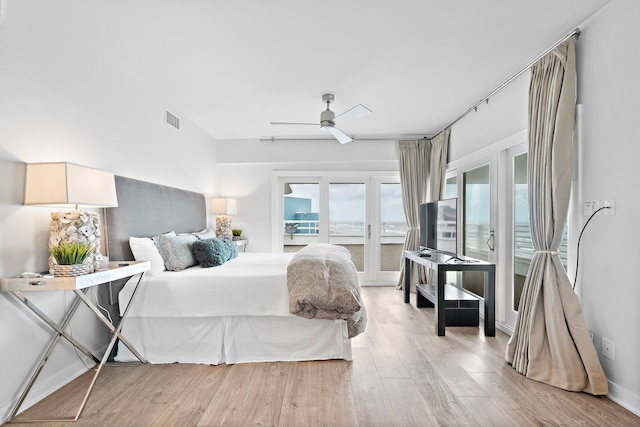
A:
[129,236,166,276]
[192,228,216,240]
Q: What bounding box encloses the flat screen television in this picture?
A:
[419,198,458,256]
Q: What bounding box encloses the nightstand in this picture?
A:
[234,239,248,252]
[1,260,150,422]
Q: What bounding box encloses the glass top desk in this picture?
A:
[403,250,495,337]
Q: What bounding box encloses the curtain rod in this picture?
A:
[260,134,430,142]
[433,27,581,137]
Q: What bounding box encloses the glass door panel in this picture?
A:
[379,183,406,272]
[329,183,366,272]
[513,153,530,311]
[445,175,457,199]
[462,164,491,298]
[511,152,569,312]
[282,182,320,253]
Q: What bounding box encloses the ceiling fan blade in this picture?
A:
[333,104,371,125]
[270,121,319,126]
[327,126,353,144]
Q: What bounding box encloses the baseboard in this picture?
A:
[360,282,396,287]
[495,320,514,336]
[607,380,640,417]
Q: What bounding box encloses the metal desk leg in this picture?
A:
[69,272,147,421]
[436,266,446,336]
[9,273,147,423]
[7,290,100,421]
[74,281,146,363]
[404,256,411,303]
[484,268,496,336]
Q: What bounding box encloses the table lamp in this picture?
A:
[211,197,237,239]
[24,162,118,274]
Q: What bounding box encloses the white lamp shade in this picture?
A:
[211,197,237,215]
[24,162,118,208]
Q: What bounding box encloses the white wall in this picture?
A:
[215,138,399,252]
[448,0,640,414]
[575,0,640,413]
[0,2,216,422]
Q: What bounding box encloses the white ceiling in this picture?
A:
[34,0,610,141]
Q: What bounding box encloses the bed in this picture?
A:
[104,176,365,365]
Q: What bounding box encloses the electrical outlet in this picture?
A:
[601,337,614,360]
[583,200,600,216]
[602,200,616,216]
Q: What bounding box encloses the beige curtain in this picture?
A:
[428,130,449,202]
[396,131,449,289]
[505,39,608,395]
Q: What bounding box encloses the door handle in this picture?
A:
[486,228,495,251]
[367,224,371,239]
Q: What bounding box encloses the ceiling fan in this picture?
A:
[270,94,372,144]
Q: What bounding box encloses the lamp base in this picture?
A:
[216,215,232,239]
[49,210,101,274]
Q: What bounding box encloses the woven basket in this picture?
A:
[53,263,91,277]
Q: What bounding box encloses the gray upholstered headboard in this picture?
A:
[104,176,207,261]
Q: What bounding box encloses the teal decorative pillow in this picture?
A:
[221,238,238,260]
[152,231,176,270]
[157,233,197,271]
[193,238,230,267]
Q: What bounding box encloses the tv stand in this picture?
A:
[416,284,479,326]
[403,250,495,336]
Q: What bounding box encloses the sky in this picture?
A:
[287,183,406,223]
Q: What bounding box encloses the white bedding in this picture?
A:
[119,252,295,318]
[116,252,352,365]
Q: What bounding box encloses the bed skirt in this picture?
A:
[115,315,352,364]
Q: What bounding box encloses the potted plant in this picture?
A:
[232,229,243,240]
[50,241,94,277]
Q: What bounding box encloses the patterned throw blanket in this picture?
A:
[287,243,367,338]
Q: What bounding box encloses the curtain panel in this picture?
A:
[396,131,449,289]
[505,39,607,395]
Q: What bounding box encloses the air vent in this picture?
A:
[165,110,180,130]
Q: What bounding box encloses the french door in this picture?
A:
[446,156,498,319]
[504,143,570,327]
[273,172,405,284]
[504,145,529,327]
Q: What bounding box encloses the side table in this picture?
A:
[0,260,150,423]
[234,239,248,252]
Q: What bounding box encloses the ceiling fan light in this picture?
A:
[320,109,335,123]
[320,122,332,129]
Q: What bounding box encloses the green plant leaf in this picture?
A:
[50,241,94,265]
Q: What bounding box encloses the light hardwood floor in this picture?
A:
[11,287,639,426]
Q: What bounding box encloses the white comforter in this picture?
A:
[119,252,295,318]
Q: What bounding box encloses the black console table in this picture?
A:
[403,250,495,336]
